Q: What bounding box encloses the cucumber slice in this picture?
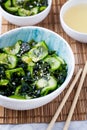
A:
[9,95,26,99]
[0,53,7,64]
[3,40,22,55]
[0,53,17,68]
[5,67,25,79]
[30,7,39,15]
[35,41,48,49]
[7,55,17,68]
[4,0,19,13]
[36,76,57,96]
[39,6,46,12]
[4,0,11,7]
[6,6,19,13]
[0,79,9,86]
[36,78,48,89]
[12,0,19,7]
[22,55,32,64]
[18,8,30,16]
[55,55,65,64]
[44,54,64,71]
[28,41,48,62]
[15,85,21,95]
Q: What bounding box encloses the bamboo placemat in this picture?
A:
[0,0,87,124]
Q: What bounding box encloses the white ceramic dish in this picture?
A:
[60,0,87,43]
[0,0,52,26]
[0,26,75,110]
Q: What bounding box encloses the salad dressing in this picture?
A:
[63,4,87,33]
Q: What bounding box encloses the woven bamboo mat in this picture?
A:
[0,0,87,124]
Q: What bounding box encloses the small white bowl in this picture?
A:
[0,0,52,26]
[0,26,75,110]
[60,0,87,43]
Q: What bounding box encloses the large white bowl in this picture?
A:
[60,0,87,43]
[0,26,75,110]
[0,0,52,26]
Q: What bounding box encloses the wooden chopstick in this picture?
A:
[63,61,87,130]
[46,68,82,130]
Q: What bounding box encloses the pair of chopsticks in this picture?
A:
[46,61,87,130]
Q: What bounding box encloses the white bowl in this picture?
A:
[60,0,87,43]
[0,0,52,26]
[0,26,75,110]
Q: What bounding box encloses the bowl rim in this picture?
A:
[0,26,75,103]
[60,0,87,36]
[0,0,52,19]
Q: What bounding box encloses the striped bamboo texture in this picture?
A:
[0,0,87,124]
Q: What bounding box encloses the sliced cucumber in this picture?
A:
[3,40,22,55]
[0,53,7,64]
[4,0,11,7]
[30,7,39,15]
[7,54,17,68]
[18,8,30,16]
[55,55,65,64]
[36,78,48,89]
[22,55,32,64]
[35,41,48,49]
[4,0,19,13]
[28,41,48,62]
[12,0,19,7]
[44,54,64,71]
[6,6,19,13]
[9,95,26,99]
[39,6,47,12]
[0,79,9,86]
[36,76,57,96]
[0,53,17,68]
[14,85,21,95]
[5,67,25,79]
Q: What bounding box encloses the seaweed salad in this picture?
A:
[0,39,67,99]
[1,0,48,16]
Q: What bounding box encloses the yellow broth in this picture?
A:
[63,4,87,33]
